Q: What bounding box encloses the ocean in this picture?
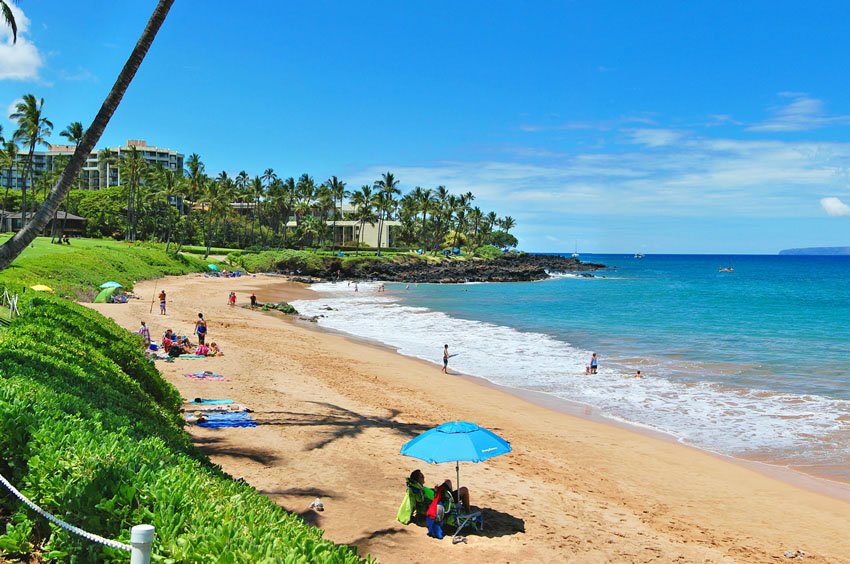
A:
[290,254,850,482]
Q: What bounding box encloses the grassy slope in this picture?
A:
[0,236,206,300]
[0,239,368,562]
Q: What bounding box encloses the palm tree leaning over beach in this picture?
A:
[0,0,175,272]
[11,94,53,223]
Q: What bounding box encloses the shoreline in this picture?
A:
[88,273,850,562]
[277,283,850,504]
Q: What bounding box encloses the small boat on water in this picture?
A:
[718,266,734,273]
[634,253,644,259]
[571,242,579,258]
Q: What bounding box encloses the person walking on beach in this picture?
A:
[195,313,208,345]
[586,353,598,375]
[250,293,257,308]
[442,344,450,374]
[228,291,236,307]
[158,290,167,315]
[137,321,151,347]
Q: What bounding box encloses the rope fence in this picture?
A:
[0,471,154,563]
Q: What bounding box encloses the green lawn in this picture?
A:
[0,236,207,300]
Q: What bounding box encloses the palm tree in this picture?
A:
[373,172,401,256]
[451,191,474,251]
[179,152,205,250]
[349,185,374,255]
[280,176,296,246]
[0,0,176,271]
[53,122,87,242]
[150,165,181,251]
[0,140,16,229]
[118,145,146,240]
[468,206,483,249]
[0,1,17,43]
[326,175,348,251]
[244,176,259,245]
[412,186,434,249]
[11,94,53,223]
[499,215,516,234]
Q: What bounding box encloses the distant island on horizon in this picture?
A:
[778,246,850,256]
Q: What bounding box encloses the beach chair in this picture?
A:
[425,485,484,542]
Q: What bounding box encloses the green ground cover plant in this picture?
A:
[0,295,366,562]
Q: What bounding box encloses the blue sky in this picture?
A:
[2,1,850,253]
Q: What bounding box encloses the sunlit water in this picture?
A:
[290,255,850,480]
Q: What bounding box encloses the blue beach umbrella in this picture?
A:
[207,264,220,272]
[401,421,511,508]
[99,281,123,289]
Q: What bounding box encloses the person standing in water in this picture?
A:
[442,344,450,374]
[586,353,598,375]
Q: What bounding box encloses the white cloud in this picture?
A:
[625,128,684,147]
[348,135,850,221]
[0,5,43,81]
[748,93,850,132]
[6,97,22,119]
[820,197,850,217]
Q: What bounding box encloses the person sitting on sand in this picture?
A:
[195,343,210,356]
[180,337,194,355]
[208,342,223,356]
[408,469,471,514]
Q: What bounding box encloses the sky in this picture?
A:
[1,1,850,253]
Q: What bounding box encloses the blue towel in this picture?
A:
[196,412,257,428]
[190,399,235,405]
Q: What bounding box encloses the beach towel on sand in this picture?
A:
[188,398,235,404]
[184,372,225,380]
[193,412,257,428]
[178,354,207,359]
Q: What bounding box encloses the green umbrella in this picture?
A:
[207,264,220,272]
[93,286,119,303]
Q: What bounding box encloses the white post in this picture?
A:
[129,524,154,564]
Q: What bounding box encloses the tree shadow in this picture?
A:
[193,435,281,465]
[258,487,337,500]
[347,526,410,548]
[255,401,432,450]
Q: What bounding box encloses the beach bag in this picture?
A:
[396,491,413,525]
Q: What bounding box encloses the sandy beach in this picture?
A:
[87,274,850,563]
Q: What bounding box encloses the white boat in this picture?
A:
[571,241,579,258]
[718,266,733,273]
[634,253,644,259]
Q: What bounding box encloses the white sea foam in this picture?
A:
[293,282,850,465]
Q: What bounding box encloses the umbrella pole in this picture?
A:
[149,282,157,314]
[456,461,460,508]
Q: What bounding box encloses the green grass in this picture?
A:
[0,236,207,300]
[0,296,366,562]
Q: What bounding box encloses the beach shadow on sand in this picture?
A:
[400,507,525,540]
[192,435,282,465]
[254,401,433,450]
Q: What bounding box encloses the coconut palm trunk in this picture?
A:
[0,0,175,271]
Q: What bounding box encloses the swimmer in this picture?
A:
[631,370,643,379]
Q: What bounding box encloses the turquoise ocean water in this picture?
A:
[291,254,850,481]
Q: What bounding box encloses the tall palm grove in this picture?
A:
[1,100,519,256]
